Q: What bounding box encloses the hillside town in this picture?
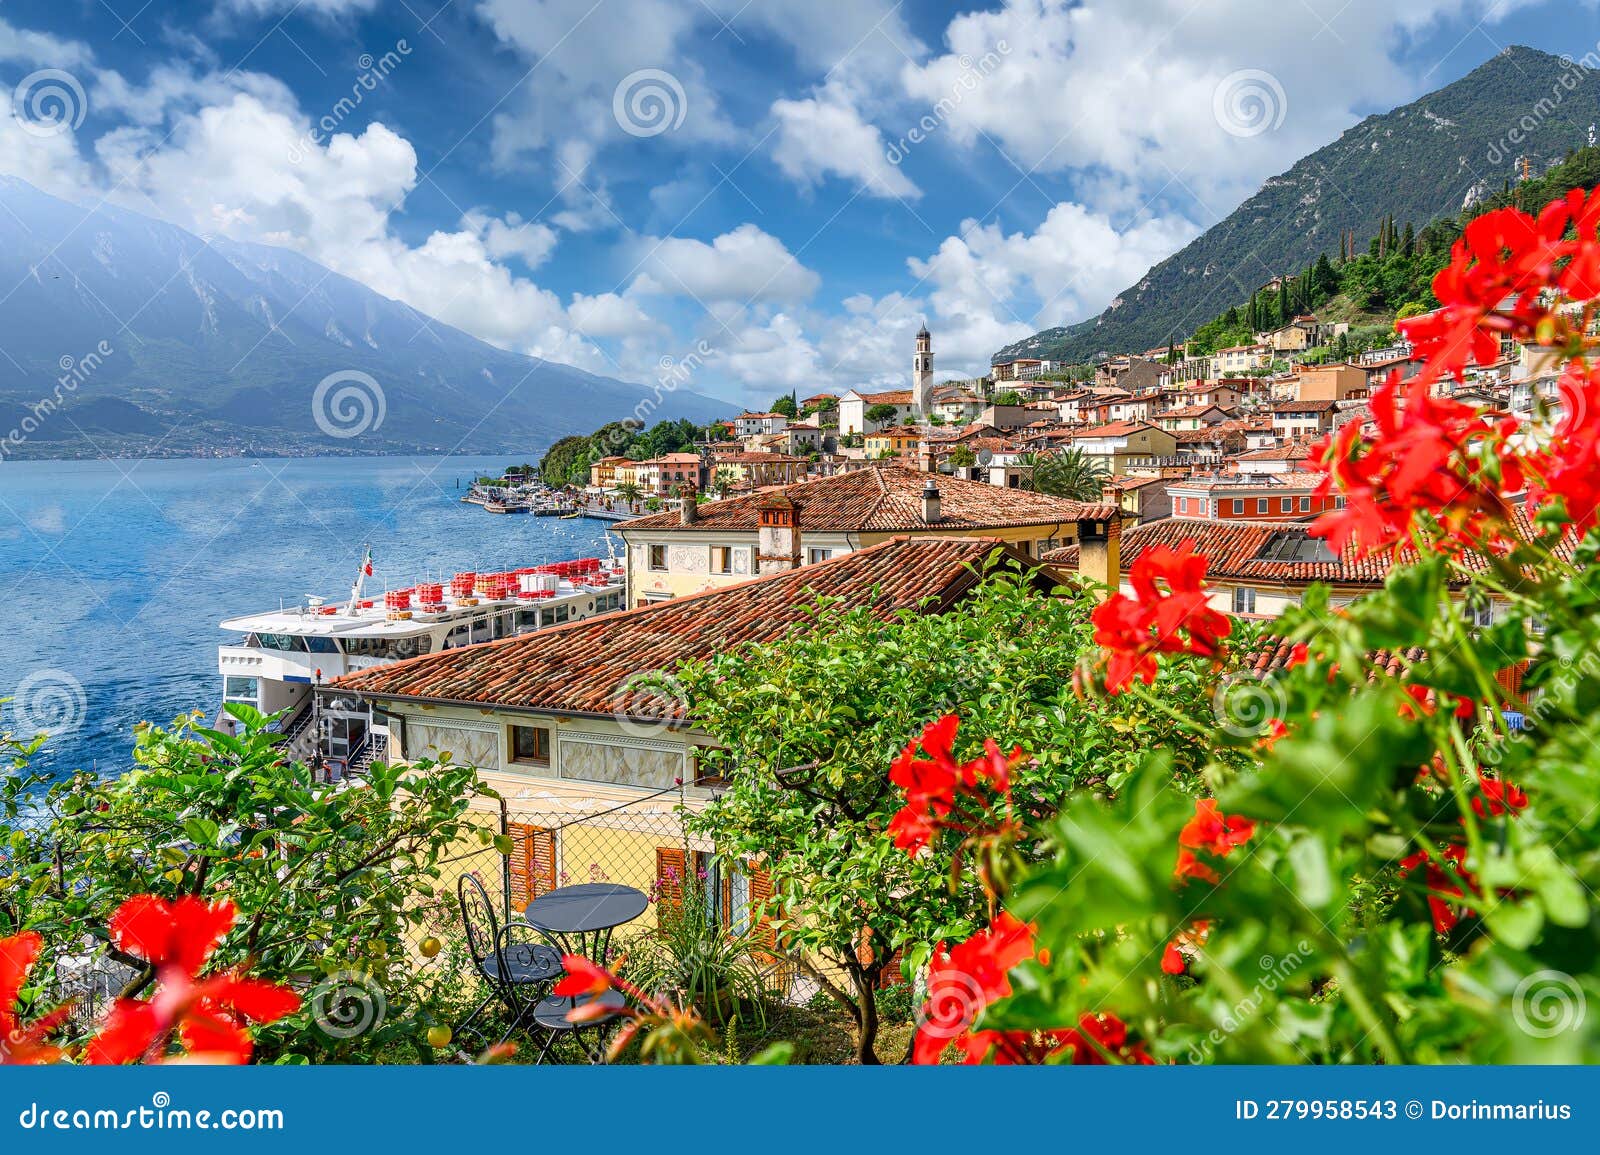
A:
[564,315,1552,632]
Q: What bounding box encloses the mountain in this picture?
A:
[996,46,1600,366]
[0,177,728,458]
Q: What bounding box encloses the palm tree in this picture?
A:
[616,480,643,510]
[712,467,737,498]
[1021,447,1110,501]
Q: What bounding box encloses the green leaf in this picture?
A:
[1484,899,1543,950]
[747,1042,794,1065]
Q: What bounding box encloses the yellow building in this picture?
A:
[864,425,924,458]
[332,537,1071,950]
[588,456,629,489]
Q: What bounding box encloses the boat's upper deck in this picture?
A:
[219,560,626,639]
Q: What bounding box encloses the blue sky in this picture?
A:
[3,0,1598,407]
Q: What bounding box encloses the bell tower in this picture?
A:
[913,324,933,418]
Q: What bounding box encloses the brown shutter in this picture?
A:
[746,861,777,957]
[508,824,556,913]
[1495,660,1530,704]
[655,847,687,915]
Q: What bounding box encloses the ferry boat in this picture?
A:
[216,546,627,774]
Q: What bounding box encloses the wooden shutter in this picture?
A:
[655,847,687,915]
[746,861,777,957]
[1495,660,1530,704]
[508,824,556,913]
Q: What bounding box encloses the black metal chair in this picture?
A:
[527,988,627,1065]
[454,873,563,1046]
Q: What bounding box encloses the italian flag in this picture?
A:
[362,547,374,577]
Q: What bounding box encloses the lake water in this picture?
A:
[0,456,613,776]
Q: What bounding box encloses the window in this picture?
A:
[648,544,667,571]
[1232,587,1257,614]
[223,676,259,703]
[251,632,308,652]
[711,546,733,574]
[1256,498,1268,514]
[807,548,833,565]
[1463,602,1494,628]
[510,724,552,767]
[1232,499,1244,515]
[1279,498,1291,513]
[1299,497,1311,512]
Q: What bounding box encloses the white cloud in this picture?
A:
[770,84,920,200]
[897,203,1199,373]
[900,0,1532,208]
[0,17,95,68]
[466,210,560,269]
[630,223,820,304]
[712,311,823,390]
[568,291,656,338]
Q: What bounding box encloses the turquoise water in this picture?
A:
[0,456,612,776]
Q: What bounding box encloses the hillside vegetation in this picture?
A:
[997,46,1600,366]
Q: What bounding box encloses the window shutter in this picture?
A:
[655,847,687,915]
[746,860,777,956]
[508,823,556,913]
[1495,659,1530,703]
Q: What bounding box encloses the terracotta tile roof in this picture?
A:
[1173,427,1240,444]
[853,389,913,405]
[1067,421,1162,439]
[332,537,1061,718]
[1271,400,1340,414]
[1044,513,1575,587]
[617,464,1098,533]
[1241,637,1426,679]
[642,452,703,465]
[722,451,805,464]
[1234,443,1316,462]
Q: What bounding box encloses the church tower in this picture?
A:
[913,324,934,418]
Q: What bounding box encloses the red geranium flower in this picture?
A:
[0,931,70,1065]
[1092,541,1231,693]
[553,955,615,999]
[1180,799,1256,856]
[1311,371,1522,559]
[1526,359,1600,535]
[888,715,1023,855]
[1049,1011,1157,1066]
[86,896,299,1065]
[1473,776,1529,819]
[1398,844,1474,935]
[1171,799,1256,884]
[914,912,1035,1065]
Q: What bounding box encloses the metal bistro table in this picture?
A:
[520,883,648,1063]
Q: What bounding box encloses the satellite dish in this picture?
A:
[976,448,995,466]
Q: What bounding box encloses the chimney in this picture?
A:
[921,477,942,524]
[1074,512,1121,596]
[679,495,697,525]
[756,493,802,574]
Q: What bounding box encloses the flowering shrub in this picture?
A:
[1,895,298,1064]
[895,187,1600,1064]
[1,713,497,1062]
